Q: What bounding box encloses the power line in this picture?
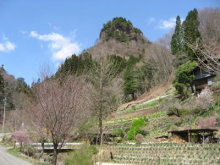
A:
[2,97,7,134]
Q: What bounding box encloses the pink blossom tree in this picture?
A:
[196,87,214,111]
[196,117,217,129]
[12,131,29,151]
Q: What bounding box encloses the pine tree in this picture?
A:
[123,67,136,100]
[122,56,139,100]
[182,8,202,60]
[171,16,183,54]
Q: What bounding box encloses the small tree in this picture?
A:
[196,87,214,111]
[196,117,217,129]
[30,76,91,165]
[90,56,123,145]
[12,131,29,151]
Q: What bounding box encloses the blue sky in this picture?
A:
[0,0,218,85]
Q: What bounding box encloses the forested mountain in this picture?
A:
[56,17,174,102]
[87,17,150,59]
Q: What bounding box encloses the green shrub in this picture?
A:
[173,61,197,98]
[112,128,127,138]
[65,144,97,165]
[128,118,147,140]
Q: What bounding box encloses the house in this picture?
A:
[191,66,216,93]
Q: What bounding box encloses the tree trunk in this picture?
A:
[40,141,45,157]
[99,108,103,145]
[132,93,135,100]
[20,142,23,152]
[53,143,58,165]
[176,108,180,117]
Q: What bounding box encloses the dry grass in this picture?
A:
[117,80,173,112]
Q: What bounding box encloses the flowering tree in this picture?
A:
[12,131,29,151]
[196,87,214,110]
[196,117,217,129]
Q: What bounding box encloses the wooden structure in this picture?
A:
[169,129,218,143]
[155,135,169,142]
[191,67,216,93]
[88,132,117,144]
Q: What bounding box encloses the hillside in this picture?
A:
[0,67,31,127]
[57,17,174,102]
[103,84,220,140]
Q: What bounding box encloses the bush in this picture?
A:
[65,144,97,165]
[23,145,37,157]
[112,128,127,138]
[196,87,214,111]
[169,125,179,131]
[164,99,183,117]
[195,117,217,129]
[128,118,147,140]
[135,134,144,144]
[211,81,220,91]
[139,126,149,136]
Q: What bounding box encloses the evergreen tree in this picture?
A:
[182,8,202,60]
[171,16,183,54]
[122,56,139,100]
[173,61,197,98]
[123,67,136,100]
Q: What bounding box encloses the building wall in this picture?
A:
[208,76,214,85]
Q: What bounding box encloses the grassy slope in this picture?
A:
[104,86,220,139]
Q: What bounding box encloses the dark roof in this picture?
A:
[191,66,216,80]
[155,135,168,139]
[169,128,218,134]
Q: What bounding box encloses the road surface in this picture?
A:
[0,145,32,165]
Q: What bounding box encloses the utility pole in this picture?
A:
[2,97,6,134]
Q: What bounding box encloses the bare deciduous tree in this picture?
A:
[145,43,174,83]
[189,8,220,75]
[29,76,91,165]
[199,8,220,44]
[90,56,122,145]
[187,40,220,75]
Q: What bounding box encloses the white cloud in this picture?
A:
[30,31,80,61]
[0,37,16,52]
[159,18,176,29]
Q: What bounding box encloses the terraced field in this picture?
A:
[103,89,174,134]
[99,143,220,165]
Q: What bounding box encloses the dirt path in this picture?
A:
[0,145,32,165]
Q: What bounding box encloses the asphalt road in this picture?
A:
[0,145,32,165]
